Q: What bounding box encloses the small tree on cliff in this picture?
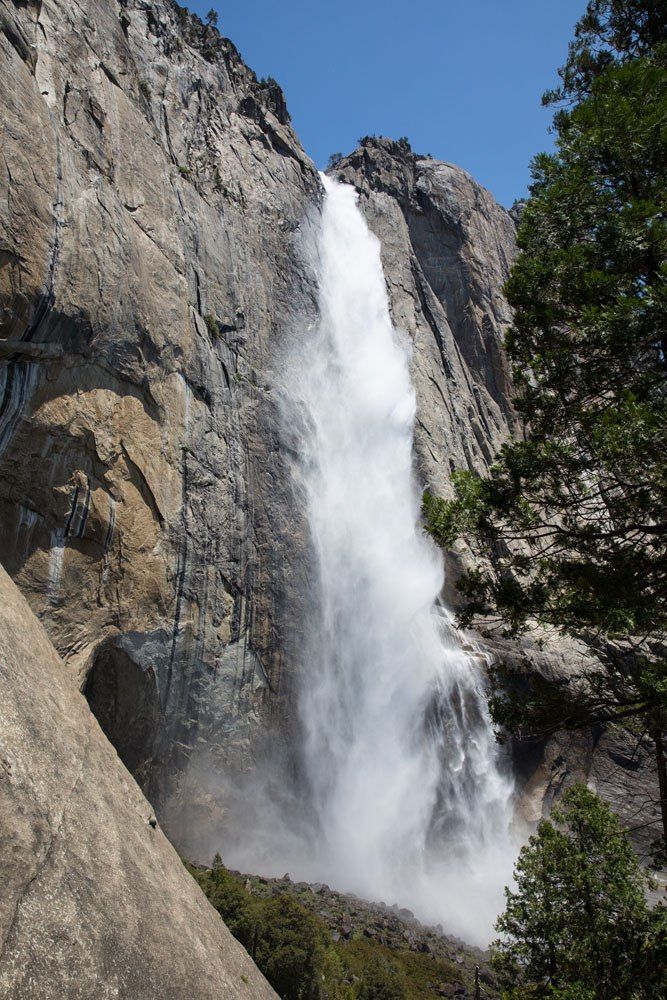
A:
[492,785,666,999]
[206,8,219,27]
[422,0,667,853]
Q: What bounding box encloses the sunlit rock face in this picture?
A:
[0,562,278,998]
[331,138,521,613]
[0,0,320,845]
[332,138,518,518]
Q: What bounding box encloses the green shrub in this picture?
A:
[175,5,189,30]
[320,948,354,1000]
[203,313,219,337]
[254,894,328,1000]
[190,862,256,949]
[355,955,405,1000]
[189,862,337,998]
[187,859,464,1000]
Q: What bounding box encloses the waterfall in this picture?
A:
[224,175,517,946]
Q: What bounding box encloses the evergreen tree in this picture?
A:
[253,894,329,1000]
[544,0,666,102]
[355,957,405,1000]
[423,0,667,850]
[492,786,665,999]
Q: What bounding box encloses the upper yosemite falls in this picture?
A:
[222,176,515,943]
[0,0,662,997]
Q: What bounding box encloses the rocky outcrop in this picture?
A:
[479,629,663,859]
[331,140,517,461]
[0,0,318,849]
[0,562,277,998]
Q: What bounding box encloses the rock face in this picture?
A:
[0,0,319,849]
[330,139,662,854]
[331,138,519,600]
[0,0,659,866]
[0,562,277,998]
[479,630,663,859]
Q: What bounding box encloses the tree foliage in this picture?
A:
[425,46,666,639]
[423,0,667,848]
[545,0,666,103]
[355,957,405,1000]
[254,894,326,1000]
[187,861,412,999]
[190,865,332,998]
[492,786,666,999]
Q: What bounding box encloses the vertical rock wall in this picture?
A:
[0,0,319,848]
[332,139,519,599]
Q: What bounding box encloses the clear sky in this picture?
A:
[186,0,588,207]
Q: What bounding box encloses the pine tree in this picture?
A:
[492,786,665,999]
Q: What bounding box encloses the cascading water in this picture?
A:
[225,175,517,945]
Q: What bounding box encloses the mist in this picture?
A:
[222,176,518,946]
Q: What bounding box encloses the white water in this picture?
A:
[274,176,517,944]
[221,175,517,945]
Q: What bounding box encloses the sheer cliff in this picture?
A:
[331,139,519,601]
[0,0,320,848]
[0,0,658,875]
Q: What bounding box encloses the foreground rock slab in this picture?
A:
[0,563,276,999]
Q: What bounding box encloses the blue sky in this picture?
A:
[186,0,587,207]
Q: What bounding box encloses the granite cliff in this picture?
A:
[0,0,320,852]
[0,562,277,998]
[0,0,660,954]
[331,139,518,591]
